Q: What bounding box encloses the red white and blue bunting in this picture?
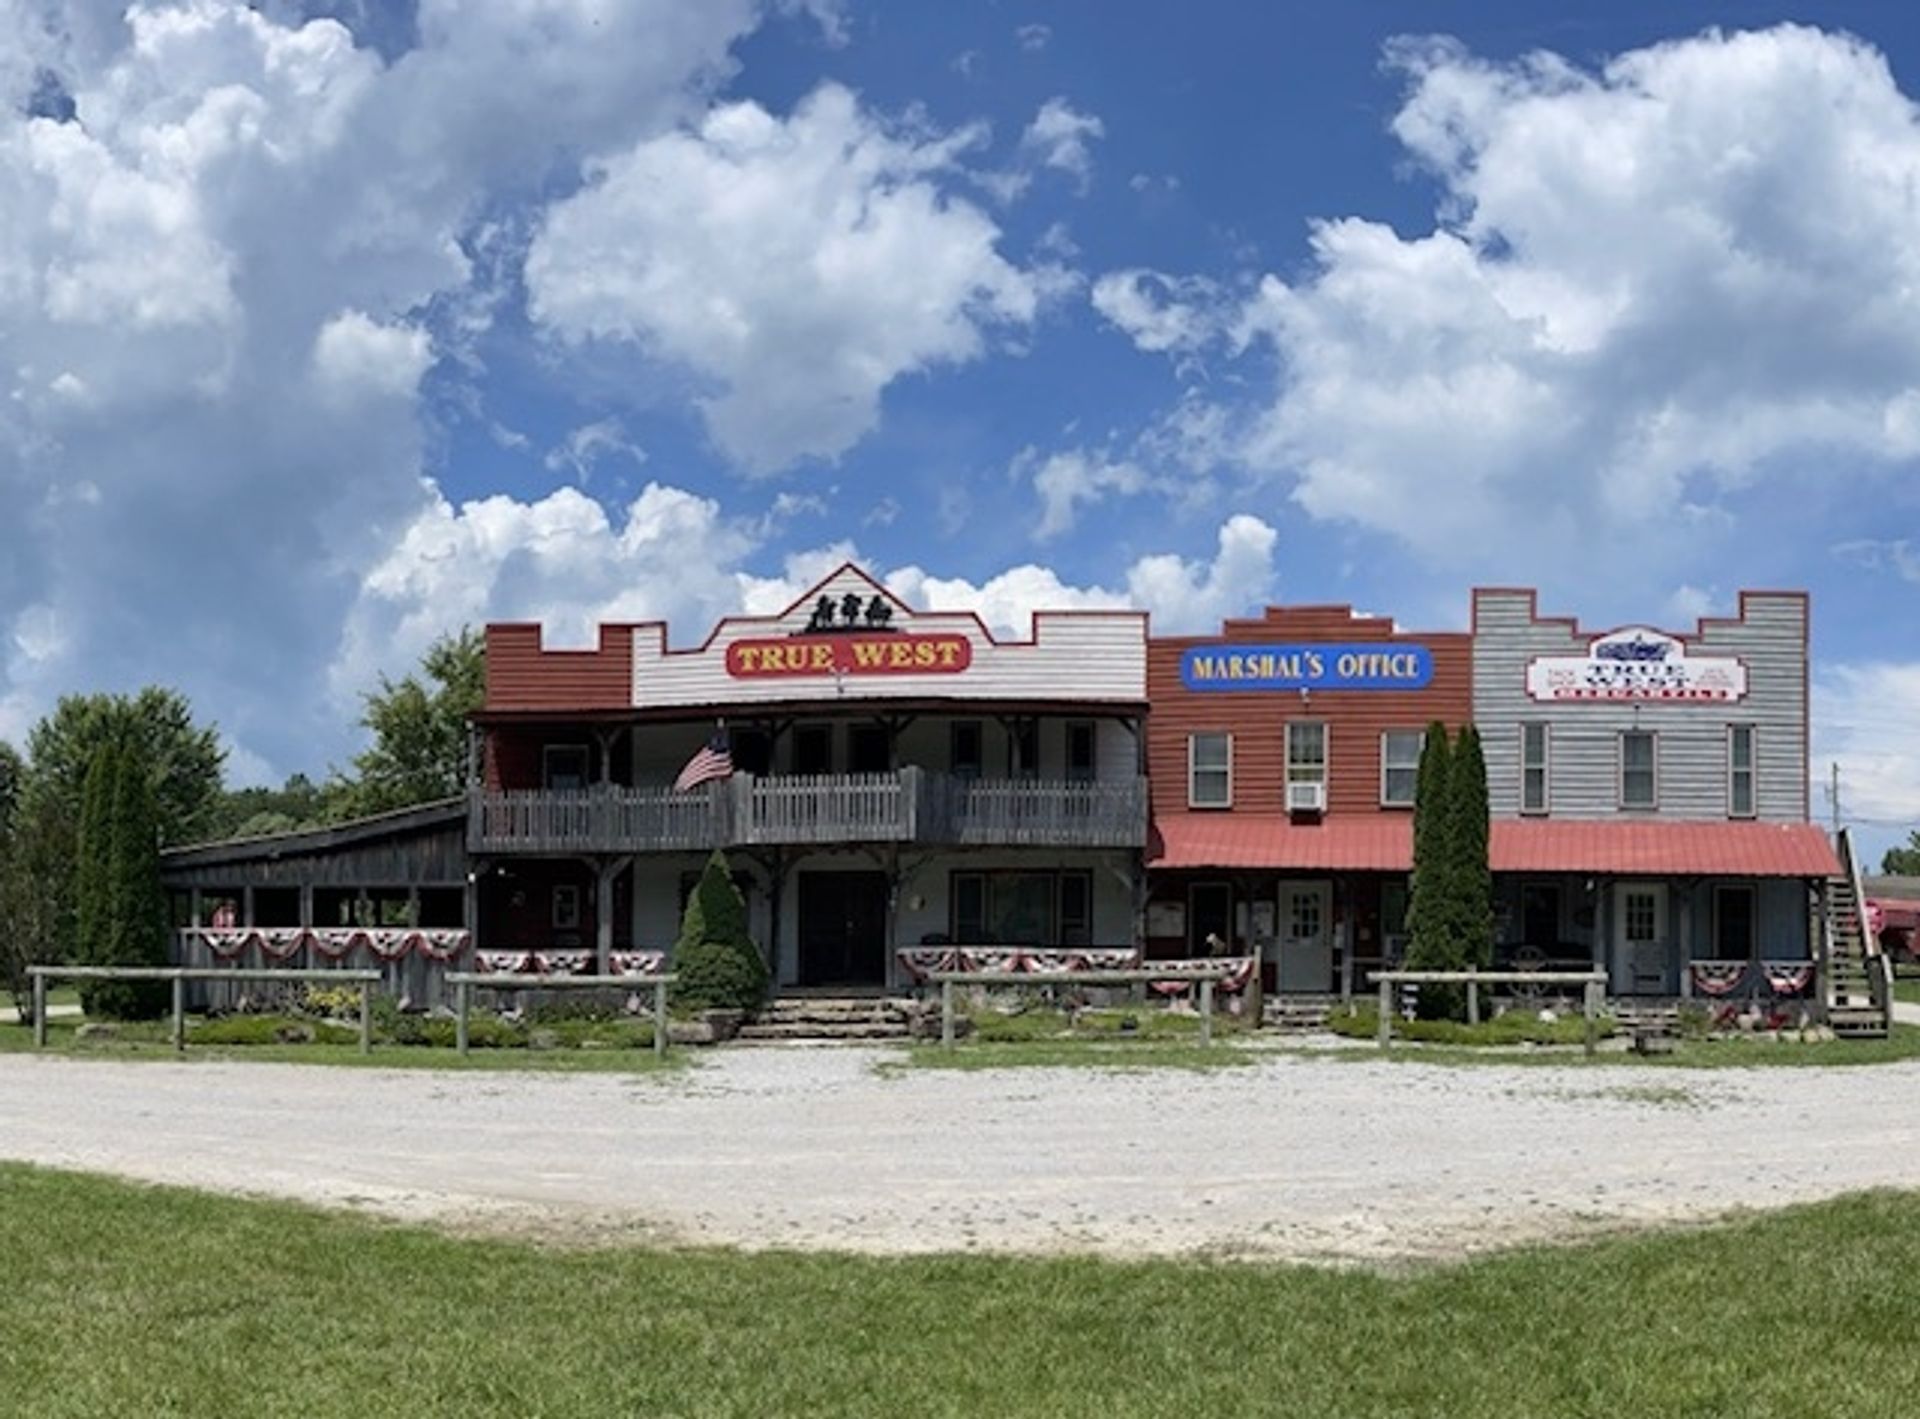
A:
[183,926,471,964]
[1688,961,1747,996]
[894,947,1146,981]
[1762,962,1815,997]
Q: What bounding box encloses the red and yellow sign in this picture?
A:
[726,633,973,679]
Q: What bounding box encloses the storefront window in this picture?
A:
[950,870,1092,946]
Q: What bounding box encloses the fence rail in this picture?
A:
[468,771,1148,853]
[1366,969,1609,1055]
[28,965,381,1054]
[444,971,677,1058]
[928,966,1236,1048]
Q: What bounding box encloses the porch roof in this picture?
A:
[1487,820,1838,878]
[1149,814,1412,871]
[1149,814,1839,878]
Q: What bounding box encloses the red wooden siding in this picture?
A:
[1147,606,1473,818]
[484,624,635,712]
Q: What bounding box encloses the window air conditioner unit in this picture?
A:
[1287,781,1326,814]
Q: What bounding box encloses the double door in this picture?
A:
[797,871,889,986]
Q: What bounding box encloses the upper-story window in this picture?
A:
[1380,730,1422,807]
[793,724,833,776]
[1619,730,1657,809]
[951,721,983,779]
[1521,723,1550,815]
[1286,722,1327,810]
[1066,721,1097,782]
[1008,719,1040,779]
[848,722,890,774]
[1189,732,1232,808]
[544,744,589,790]
[1728,724,1756,818]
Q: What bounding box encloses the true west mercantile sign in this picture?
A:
[727,633,973,678]
[1179,643,1434,691]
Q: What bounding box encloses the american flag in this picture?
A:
[673,729,733,793]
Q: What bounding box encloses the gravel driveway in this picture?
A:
[2,1045,1917,1262]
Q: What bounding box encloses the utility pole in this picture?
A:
[1829,761,1842,835]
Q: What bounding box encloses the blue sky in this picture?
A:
[1,0,1916,854]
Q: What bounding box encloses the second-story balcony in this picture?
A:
[468,768,1148,855]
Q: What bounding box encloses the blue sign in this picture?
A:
[1179,643,1434,692]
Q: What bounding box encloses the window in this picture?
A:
[848,723,891,774]
[1189,732,1232,808]
[1620,730,1656,809]
[1521,723,1550,815]
[1728,725,1756,818]
[732,727,772,777]
[1008,719,1039,778]
[1380,730,1422,807]
[1623,889,1658,943]
[1188,881,1233,954]
[551,883,581,930]
[543,744,589,791]
[950,870,1091,946]
[1066,721,1097,781]
[1286,721,1327,787]
[950,721,984,779]
[793,724,833,776]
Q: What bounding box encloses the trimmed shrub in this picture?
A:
[671,850,766,1013]
[76,742,170,1020]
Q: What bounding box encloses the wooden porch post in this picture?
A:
[298,883,313,929]
[189,887,202,929]
[595,857,619,975]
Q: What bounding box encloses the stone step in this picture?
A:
[735,1021,913,1041]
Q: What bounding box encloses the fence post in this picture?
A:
[456,979,471,1056]
[358,979,372,1056]
[941,977,954,1049]
[1200,978,1214,1046]
[653,978,668,1060]
[171,974,185,1053]
[1377,975,1392,1049]
[1467,976,1480,1026]
[1583,979,1599,1058]
[32,971,46,1049]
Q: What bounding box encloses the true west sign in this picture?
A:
[726,633,973,678]
[1179,643,1434,691]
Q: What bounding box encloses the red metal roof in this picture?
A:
[1150,814,1838,878]
[1150,814,1413,871]
[1488,820,1837,877]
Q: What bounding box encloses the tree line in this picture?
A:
[0,630,483,1016]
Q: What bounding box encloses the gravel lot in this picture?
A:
[2,1045,1917,1263]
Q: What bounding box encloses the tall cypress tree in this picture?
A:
[1448,725,1492,972]
[77,743,169,1020]
[1405,721,1454,967]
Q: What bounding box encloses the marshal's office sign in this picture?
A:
[726,633,973,679]
[1526,628,1746,702]
[1179,643,1434,691]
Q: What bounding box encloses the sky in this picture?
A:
[2,0,1918,857]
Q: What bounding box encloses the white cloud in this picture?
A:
[0,0,773,779]
[1834,539,1920,584]
[525,83,1045,472]
[1217,25,1920,568]
[311,310,433,403]
[543,417,647,484]
[1016,24,1051,53]
[1091,268,1229,355]
[1024,447,1149,539]
[1020,97,1103,187]
[1815,662,1920,831]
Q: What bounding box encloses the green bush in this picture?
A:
[672,938,766,1013]
[194,1015,358,1047]
[670,850,766,1012]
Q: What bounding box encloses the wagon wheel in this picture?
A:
[1509,945,1549,1009]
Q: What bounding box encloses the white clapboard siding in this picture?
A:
[1473,589,1808,822]
[631,567,1148,709]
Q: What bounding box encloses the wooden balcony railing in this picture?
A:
[467,770,1147,854]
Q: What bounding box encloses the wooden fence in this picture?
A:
[29,965,381,1054]
[1367,969,1609,1055]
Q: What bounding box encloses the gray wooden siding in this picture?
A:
[1472,590,1808,822]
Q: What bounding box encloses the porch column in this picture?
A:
[407,886,420,928]
[242,885,255,928]
[298,883,313,928]
[189,887,202,929]
[464,862,482,949]
[1678,890,1693,998]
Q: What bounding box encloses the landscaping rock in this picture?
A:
[273,1021,315,1045]
[668,1020,718,1046]
[528,1029,560,1052]
[703,1009,745,1042]
[74,1023,118,1042]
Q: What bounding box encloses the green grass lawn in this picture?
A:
[0,1017,683,1075]
[1,1165,1915,1417]
[1893,975,1920,1006]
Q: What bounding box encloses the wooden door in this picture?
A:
[797,872,890,986]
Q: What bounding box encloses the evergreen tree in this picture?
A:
[1404,721,1454,967]
[671,851,767,1013]
[75,742,118,976]
[1447,725,1493,972]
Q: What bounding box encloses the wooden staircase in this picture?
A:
[735,996,919,1042]
[1826,829,1892,1039]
